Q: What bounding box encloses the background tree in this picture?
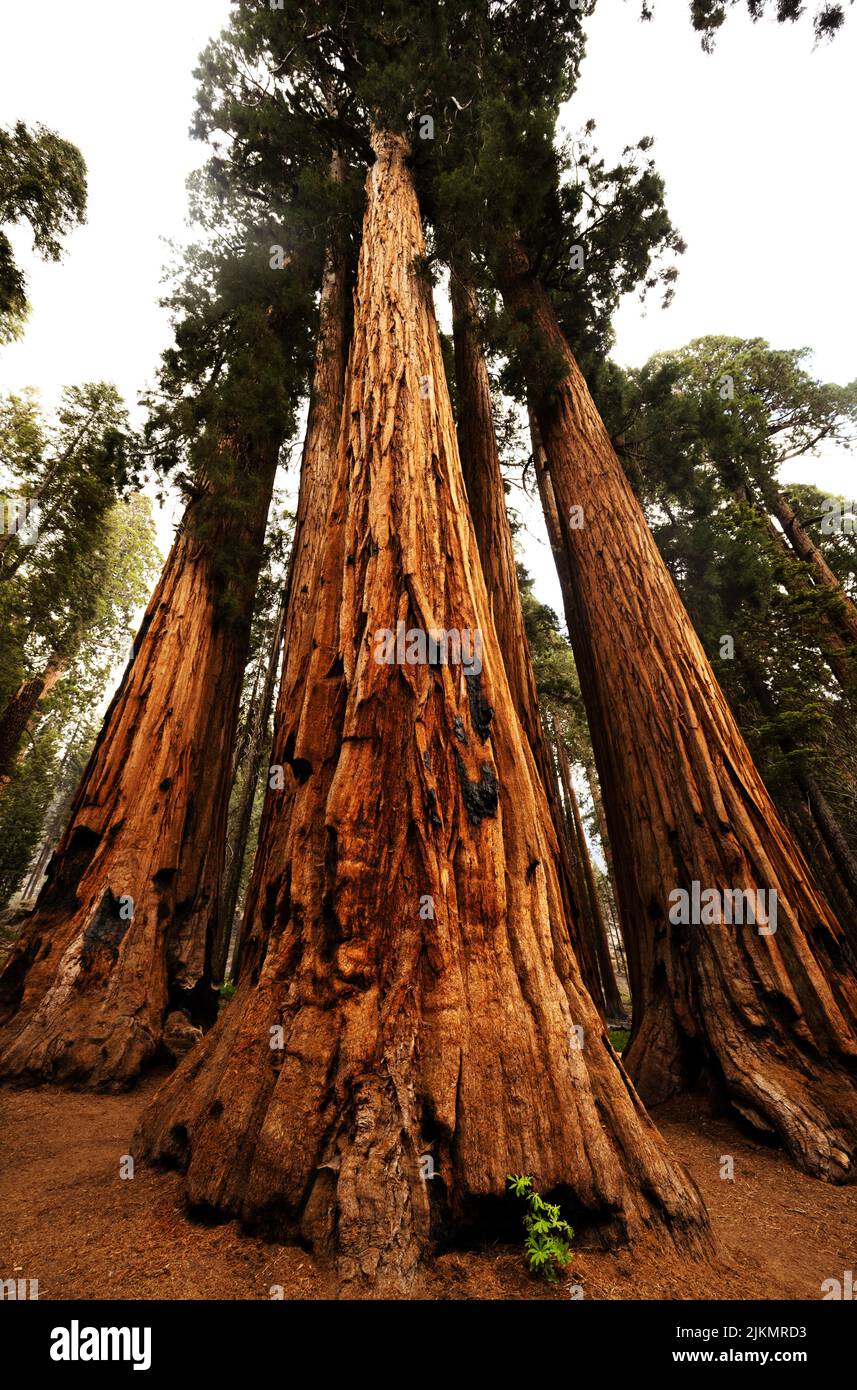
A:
[0,493,160,908]
[0,121,87,342]
[657,0,855,47]
[417,2,857,1175]
[215,497,294,980]
[0,384,139,777]
[596,337,857,938]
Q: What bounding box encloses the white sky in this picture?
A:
[1,0,855,615]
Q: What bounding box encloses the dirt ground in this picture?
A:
[0,1078,853,1301]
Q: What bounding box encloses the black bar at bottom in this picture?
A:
[2,1297,850,1377]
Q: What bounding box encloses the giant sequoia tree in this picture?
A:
[496,235,857,1179]
[0,231,316,1086]
[403,0,857,1176]
[135,125,711,1292]
[595,340,857,929]
[450,264,605,1008]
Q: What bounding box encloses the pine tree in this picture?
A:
[0,120,86,342]
[0,494,160,908]
[0,385,135,780]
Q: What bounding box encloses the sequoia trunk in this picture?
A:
[450,266,604,1009]
[498,234,857,1181]
[134,131,711,1294]
[0,433,281,1087]
[584,760,628,978]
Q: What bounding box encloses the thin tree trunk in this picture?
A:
[0,653,66,783]
[584,758,628,973]
[737,640,857,949]
[231,148,350,982]
[555,724,625,1020]
[531,412,631,991]
[213,596,286,982]
[585,759,613,873]
[18,726,84,905]
[134,130,711,1294]
[0,430,282,1087]
[528,406,576,615]
[450,263,604,1009]
[498,232,857,1181]
[736,485,857,701]
[769,490,857,645]
[546,719,612,1012]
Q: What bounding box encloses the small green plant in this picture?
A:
[507,1174,574,1281]
[609,1026,630,1054]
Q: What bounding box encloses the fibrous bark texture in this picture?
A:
[450,266,604,1009]
[134,132,711,1295]
[499,234,857,1181]
[0,436,280,1087]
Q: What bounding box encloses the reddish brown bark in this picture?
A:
[134,132,711,1293]
[450,266,604,1009]
[499,234,857,1181]
[0,432,281,1088]
[215,157,350,983]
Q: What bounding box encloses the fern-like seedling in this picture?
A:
[508,1173,574,1282]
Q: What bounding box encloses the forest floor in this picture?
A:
[0,1076,853,1301]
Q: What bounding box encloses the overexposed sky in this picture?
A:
[0,0,233,416]
[1,0,855,612]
